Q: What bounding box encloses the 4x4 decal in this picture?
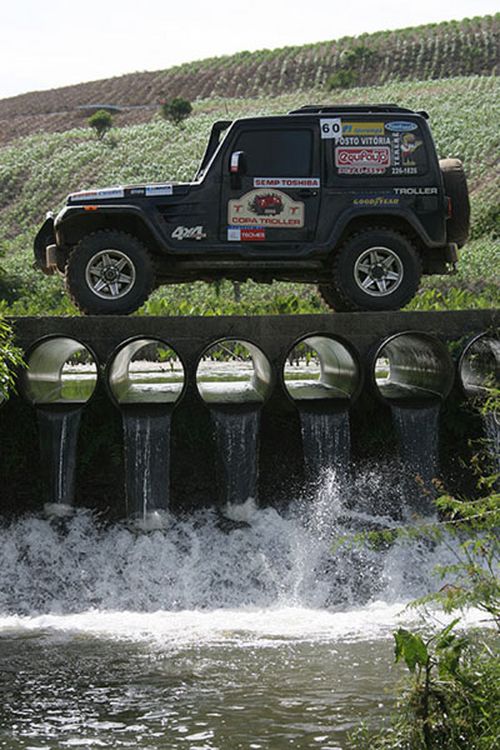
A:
[228,189,304,228]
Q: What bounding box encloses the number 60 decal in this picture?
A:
[320,118,342,140]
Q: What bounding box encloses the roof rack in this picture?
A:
[288,104,415,115]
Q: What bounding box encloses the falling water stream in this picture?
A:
[211,409,260,505]
[483,410,500,475]
[37,407,82,507]
[122,408,172,521]
[299,408,351,480]
[390,404,441,512]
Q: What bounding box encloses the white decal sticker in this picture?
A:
[145,184,173,197]
[228,189,304,228]
[69,187,124,201]
[394,187,438,195]
[320,118,342,140]
[253,177,320,188]
[171,225,206,240]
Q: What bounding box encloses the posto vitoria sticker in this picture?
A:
[228,189,305,228]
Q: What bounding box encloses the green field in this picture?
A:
[0,76,499,316]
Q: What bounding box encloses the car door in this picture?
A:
[219,125,321,253]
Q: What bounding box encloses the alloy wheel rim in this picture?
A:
[353,246,404,297]
[85,250,136,300]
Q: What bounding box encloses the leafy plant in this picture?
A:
[0,312,24,400]
[327,68,359,89]
[159,97,193,126]
[88,109,113,140]
[347,451,500,750]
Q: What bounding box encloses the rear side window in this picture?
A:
[331,119,429,177]
[234,129,313,176]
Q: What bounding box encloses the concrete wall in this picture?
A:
[1,310,498,516]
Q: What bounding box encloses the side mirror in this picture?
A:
[229,151,247,176]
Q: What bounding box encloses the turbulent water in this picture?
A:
[0,470,477,750]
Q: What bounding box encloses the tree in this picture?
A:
[88,109,113,140]
[159,97,193,126]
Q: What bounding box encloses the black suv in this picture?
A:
[34,104,470,314]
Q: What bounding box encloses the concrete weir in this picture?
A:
[2,309,499,516]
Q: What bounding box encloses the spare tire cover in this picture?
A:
[439,158,470,248]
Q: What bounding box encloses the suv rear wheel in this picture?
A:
[64,230,155,315]
[327,229,422,311]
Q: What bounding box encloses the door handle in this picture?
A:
[298,189,318,198]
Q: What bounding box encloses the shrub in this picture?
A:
[159,97,193,126]
[88,109,113,140]
[327,68,359,89]
[0,313,24,400]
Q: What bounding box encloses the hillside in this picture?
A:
[0,76,498,317]
[0,14,498,146]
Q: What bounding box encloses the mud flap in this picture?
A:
[34,215,56,275]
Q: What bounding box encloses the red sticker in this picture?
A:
[241,228,265,241]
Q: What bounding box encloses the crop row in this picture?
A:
[0,14,497,141]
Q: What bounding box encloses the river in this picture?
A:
[0,473,476,750]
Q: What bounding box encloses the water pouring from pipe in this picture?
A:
[284,336,360,480]
[373,332,454,512]
[196,339,272,506]
[107,338,185,525]
[22,336,98,515]
[459,333,500,474]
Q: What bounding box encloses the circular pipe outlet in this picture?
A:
[373,332,454,405]
[196,339,273,405]
[107,338,185,405]
[283,335,361,402]
[23,336,98,405]
[458,333,499,400]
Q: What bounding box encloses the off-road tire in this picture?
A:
[331,228,422,311]
[64,230,155,315]
[439,158,470,247]
[317,283,356,312]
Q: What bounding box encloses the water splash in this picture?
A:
[0,471,458,618]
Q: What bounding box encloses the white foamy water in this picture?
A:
[0,475,467,620]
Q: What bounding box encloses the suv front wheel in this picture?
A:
[324,229,422,312]
[64,230,155,315]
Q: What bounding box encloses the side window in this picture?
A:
[332,120,429,177]
[234,129,313,176]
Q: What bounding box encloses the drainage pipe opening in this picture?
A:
[107,338,185,405]
[458,333,500,400]
[283,335,361,403]
[196,339,272,405]
[373,332,454,405]
[23,336,98,405]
